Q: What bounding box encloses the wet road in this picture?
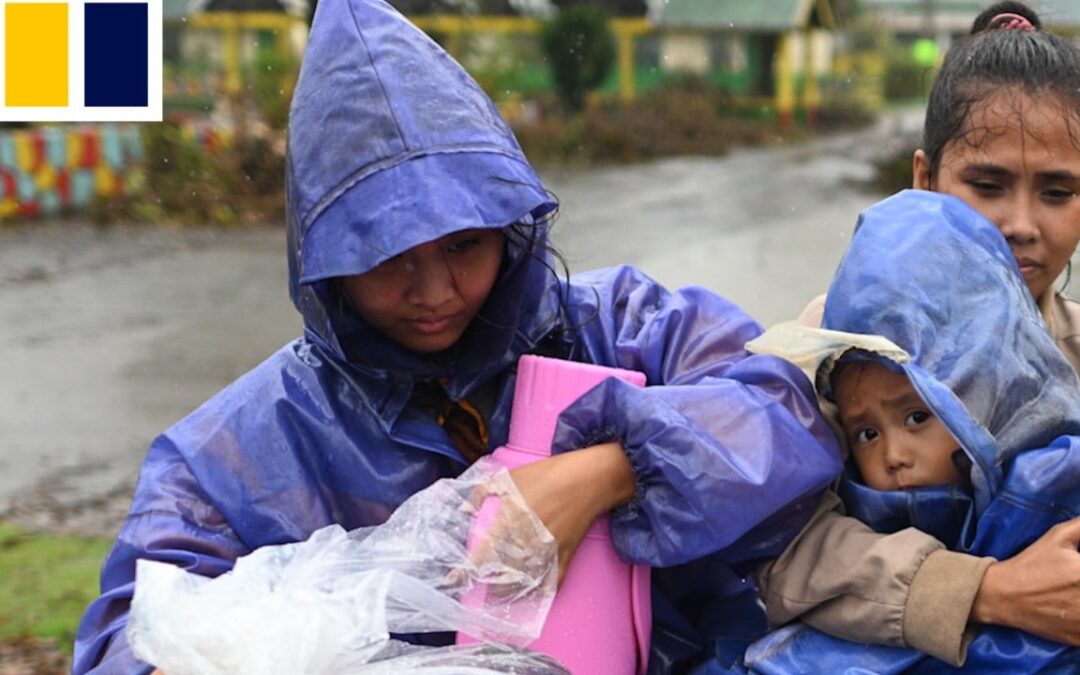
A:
[0,109,922,522]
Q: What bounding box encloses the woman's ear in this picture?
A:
[912,150,932,190]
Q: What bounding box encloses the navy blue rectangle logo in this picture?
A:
[84,3,148,107]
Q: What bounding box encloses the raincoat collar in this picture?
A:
[751,190,1080,528]
[284,0,559,398]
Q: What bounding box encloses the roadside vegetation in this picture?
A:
[870,143,917,194]
[94,6,878,227]
[0,523,111,673]
[97,75,873,227]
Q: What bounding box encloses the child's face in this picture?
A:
[341,228,504,354]
[834,361,965,491]
[914,89,1080,301]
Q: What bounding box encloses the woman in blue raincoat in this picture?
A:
[72,1,842,672]
[747,189,1080,673]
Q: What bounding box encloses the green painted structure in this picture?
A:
[161,0,308,116]
[658,0,836,125]
[660,0,832,33]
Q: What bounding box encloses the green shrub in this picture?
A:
[541,6,616,112]
[814,100,877,132]
[884,53,933,101]
[872,146,915,194]
[513,79,789,165]
[251,48,299,130]
[97,121,286,226]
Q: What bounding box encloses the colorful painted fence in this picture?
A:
[0,125,144,220]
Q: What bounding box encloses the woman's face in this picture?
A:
[914,91,1080,300]
[341,228,504,354]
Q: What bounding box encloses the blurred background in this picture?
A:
[2,0,1079,671]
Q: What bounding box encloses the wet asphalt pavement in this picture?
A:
[0,108,924,536]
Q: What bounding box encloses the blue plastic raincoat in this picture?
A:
[72,1,842,672]
[744,190,1080,673]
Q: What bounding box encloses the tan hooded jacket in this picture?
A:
[755,292,1080,666]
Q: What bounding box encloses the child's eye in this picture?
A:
[905,410,930,427]
[854,428,878,444]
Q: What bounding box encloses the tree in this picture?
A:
[830,0,864,26]
[541,5,616,112]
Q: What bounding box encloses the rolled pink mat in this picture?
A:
[457,355,652,674]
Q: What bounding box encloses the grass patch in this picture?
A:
[0,522,111,654]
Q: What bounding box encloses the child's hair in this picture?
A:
[922,1,1080,180]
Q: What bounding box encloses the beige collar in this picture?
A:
[1038,291,1056,335]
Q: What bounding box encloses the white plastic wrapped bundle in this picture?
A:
[127,461,565,674]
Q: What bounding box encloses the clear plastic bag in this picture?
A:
[127,460,565,674]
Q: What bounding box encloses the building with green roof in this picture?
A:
[657,0,837,124]
[659,0,834,33]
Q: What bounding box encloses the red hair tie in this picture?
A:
[989,12,1035,31]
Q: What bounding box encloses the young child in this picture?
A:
[747,188,1080,673]
[71,1,842,673]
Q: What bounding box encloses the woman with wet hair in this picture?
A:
[758,1,1080,667]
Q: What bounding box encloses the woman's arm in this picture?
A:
[757,494,1080,664]
[509,442,634,582]
[756,294,1080,661]
[755,490,989,665]
[972,517,1080,644]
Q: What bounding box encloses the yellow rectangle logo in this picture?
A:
[6,3,68,107]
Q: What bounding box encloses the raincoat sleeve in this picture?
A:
[550,266,844,567]
[72,437,248,675]
[752,490,994,665]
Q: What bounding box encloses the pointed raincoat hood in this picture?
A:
[286,0,558,395]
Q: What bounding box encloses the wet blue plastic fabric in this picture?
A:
[743,190,1080,673]
[71,1,842,672]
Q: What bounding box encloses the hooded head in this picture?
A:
[285,0,558,394]
[825,190,1080,541]
[749,190,1080,545]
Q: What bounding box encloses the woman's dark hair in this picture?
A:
[439,196,576,341]
[922,1,1080,180]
